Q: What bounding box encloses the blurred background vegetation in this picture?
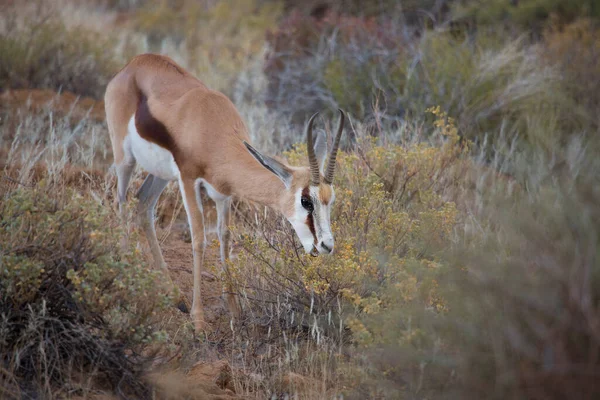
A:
[1,0,599,398]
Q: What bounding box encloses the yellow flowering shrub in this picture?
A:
[229,109,467,346]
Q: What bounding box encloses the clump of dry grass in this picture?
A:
[0,94,111,187]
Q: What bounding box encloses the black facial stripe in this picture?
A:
[302,187,319,245]
[306,212,317,245]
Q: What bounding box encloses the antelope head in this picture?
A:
[244,110,345,256]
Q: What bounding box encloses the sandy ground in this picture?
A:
[159,221,230,326]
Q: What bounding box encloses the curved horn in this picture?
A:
[306,112,321,186]
[324,109,345,184]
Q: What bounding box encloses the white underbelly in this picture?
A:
[126,116,179,181]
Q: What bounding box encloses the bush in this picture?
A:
[132,0,282,96]
[542,18,600,131]
[408,32,584,151]
[436,134,600,399]
[0,2,119,99]
[264,9,590,154]
[0,183,171,398]
[264,10,407,122]
[222,109,468,395]
[452,0,600,33]
[278,0,443,20]
[345,129,600,398]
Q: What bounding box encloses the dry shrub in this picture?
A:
[0,103,111,179]
[0,97,185,253]
[0,182,173,398]
[263,8,587,155]
[146,361,238,399]
[264,9,408,121]
[0,1,119,99]
[431,136,600,399]
[0,89,106,123]
[542,18,600,129]
[278,0,438,19]
[131,0,282,95]
[452,0,600,33]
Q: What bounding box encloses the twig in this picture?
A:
[2,175,35,188]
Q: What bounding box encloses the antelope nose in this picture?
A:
[320,239,334,254]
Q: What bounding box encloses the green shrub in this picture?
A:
[0,182,171,398]
[408,32,586,151]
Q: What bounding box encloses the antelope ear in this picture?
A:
[313,131,328,173]
[244,141,293,189]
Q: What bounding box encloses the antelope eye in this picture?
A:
[301,196,314,212]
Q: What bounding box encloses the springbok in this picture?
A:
[104,54,345,331]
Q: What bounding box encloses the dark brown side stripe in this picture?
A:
[135,94,177,154]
